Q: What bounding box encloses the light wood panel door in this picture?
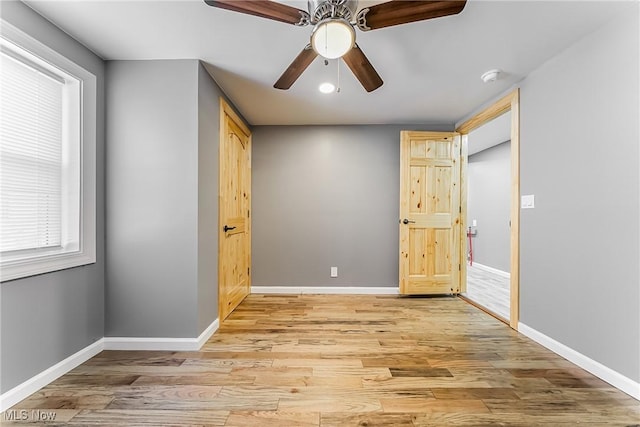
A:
[400,131,461,295]
[219,99,251,321]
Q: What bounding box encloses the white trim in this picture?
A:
[252,286,400,295]
[0,339,104,412]
[102,338,199,352]
[103,318,220,352]
[469,262,510,279]
[0,21,97,282]
[196,318,220,348]
[518,322,640,401]
[0,319,221,412]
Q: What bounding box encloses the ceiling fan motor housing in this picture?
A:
[308,0,358,23]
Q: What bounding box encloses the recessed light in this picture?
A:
[319,82,335,94]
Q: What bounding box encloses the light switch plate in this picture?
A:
[521,194,535,209]
[330,267,338,278]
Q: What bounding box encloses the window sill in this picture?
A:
[0,250,96,282]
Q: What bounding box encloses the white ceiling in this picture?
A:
[24,0,632,126]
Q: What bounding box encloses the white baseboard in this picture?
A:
[251,286,400,295]
[0,318,220,412]
[0,339,104,412]
[518,322,640,401]
[104,318,219,351]
[196,318,220,348]
[470,262,510,278]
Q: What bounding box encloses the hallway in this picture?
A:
[465,264,510,320]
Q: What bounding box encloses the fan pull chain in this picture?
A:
[337,58,341,93]
[322,58,340,95]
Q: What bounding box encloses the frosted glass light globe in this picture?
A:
[311,19,355,59]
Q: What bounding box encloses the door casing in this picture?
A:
[456,89,520,330]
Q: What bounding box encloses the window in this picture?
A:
[0,22,96,282]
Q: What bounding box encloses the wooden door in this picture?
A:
[399,131,461,295]
[219,99,251,321]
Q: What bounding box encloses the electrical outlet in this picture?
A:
[330,267,338,278]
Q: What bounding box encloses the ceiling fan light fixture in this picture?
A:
[311,18,355,59]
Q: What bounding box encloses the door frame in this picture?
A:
[218,97,252,322]
[455,89,520,330]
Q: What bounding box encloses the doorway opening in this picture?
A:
[463,112,511,321]
[456,89,520,330]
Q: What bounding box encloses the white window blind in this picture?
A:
[1,50,64,252]
[1,22,96,282]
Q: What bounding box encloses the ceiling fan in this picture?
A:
[204,0,467,92]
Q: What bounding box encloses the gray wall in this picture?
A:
[467,141,511,272]
[106,60,232,338]
[519,9,639,382]
[106,60,199,337]
[252,124,450,288]
[197,63,221,332]
[0,1,105,393]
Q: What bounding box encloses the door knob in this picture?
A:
[402,219,416,225]
[223,225,236,232]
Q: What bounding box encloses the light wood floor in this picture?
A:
[464,264,510,321]
[5,295,640,426]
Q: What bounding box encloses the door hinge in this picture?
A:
[458,264,461,271]
[459,206,462,213]
[248,209,250,218]
[247,267,250,276]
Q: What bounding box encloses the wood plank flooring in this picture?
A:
[464,264,510,320]
[4,295,639,426]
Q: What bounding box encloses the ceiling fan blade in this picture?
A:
[274,45,318,90]
[342,45,383,92]
[204,0,309,26]
[356,1,467,31]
